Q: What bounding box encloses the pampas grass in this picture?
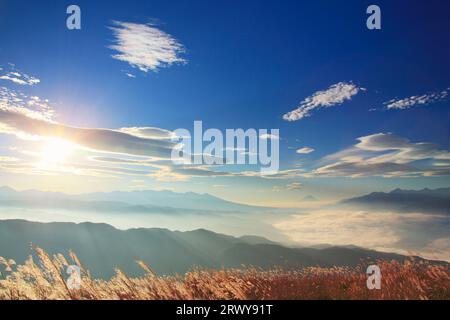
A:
[0,248,448,300]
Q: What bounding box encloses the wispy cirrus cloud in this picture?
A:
[384,87,449,110]
[282,82,364,121]
[0,64,40,86]
[109,21,186,73]
[311,133,450,178]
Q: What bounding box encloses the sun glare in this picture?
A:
[40,138,75,165]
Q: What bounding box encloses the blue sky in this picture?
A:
[0,0,450,206]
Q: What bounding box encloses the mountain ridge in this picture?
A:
[0,186,271,214]
[341,187,450,214]
[0,219,446,280]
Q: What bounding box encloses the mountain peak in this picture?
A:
[342,187,450,215]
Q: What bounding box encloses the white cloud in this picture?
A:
[0,87,54,121]
[296,147,314,154]
[119,127,175,140]
[1,87,303,181]
[312,133,450,177]
[385,87,449,110]
[0,102,184,179]
[0,65,40,86]
[0,109,177,159]
[259,133,279,140]
[241,168,305,180]
[274,209,450,261]
[271,181,302,192]
[421,238,450,261]
[287,182,302,190]
[283,82,364,121]
[109,21,186,73]
[0,91,177,161]
[0,102,293,181]
[274,210,402,248]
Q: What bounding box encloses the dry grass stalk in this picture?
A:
[0,248,448,300]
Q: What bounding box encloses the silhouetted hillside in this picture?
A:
[0,219,444,279]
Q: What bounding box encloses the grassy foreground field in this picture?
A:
[0,248,449,300]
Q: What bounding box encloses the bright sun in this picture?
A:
[40,138,75,165]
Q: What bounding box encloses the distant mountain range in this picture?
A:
[342,187,450,214]
[0,186,268,215]
[0,219,444,279]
